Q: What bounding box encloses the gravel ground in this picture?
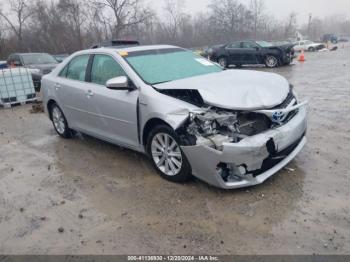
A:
[0,46,349,255]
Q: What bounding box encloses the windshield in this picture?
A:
[256,41,273,47]
[124,48,222,85]
[21,53,58,65]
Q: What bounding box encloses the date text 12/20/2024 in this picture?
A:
[127,256,220,261]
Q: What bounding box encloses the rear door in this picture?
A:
[225,42,243,64]
[54,54,91,131]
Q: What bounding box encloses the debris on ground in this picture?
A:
[284,167,295,172]
[30,103,44,114]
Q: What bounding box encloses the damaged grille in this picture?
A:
[272,90,298,124]
[274,90,296,109]
[237,113,271,137]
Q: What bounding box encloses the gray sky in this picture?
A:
[148,0,350,23]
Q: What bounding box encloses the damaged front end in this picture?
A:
[175,91,308,189]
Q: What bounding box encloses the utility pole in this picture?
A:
[307,13,312,38]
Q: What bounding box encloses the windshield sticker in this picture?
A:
[195,58,214,66]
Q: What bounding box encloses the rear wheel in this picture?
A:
[50,103,73,138]
[146,125,192,183]
[308,47,315,52]
[265,55,279,68]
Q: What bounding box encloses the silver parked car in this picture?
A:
[42,45,308,189]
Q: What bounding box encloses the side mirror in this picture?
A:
[106,76,135,91]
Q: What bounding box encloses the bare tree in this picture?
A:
[58,0,87,49]
[209,0,252,43]
[250,0,265,39]
[0,0,34,50]
[161,0,186,43]
[91,0,154,39]
[1,0,350,59]
[284,12,297,38]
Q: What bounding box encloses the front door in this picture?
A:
[241,42,260,64]
[82,54,139,148]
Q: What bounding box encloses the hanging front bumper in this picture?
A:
[181,105,307,189]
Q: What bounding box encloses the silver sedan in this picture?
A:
[42,45,307,189]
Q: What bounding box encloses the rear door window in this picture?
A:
[90,54,126,85]
[65,55,90,81]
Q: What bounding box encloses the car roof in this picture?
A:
[97,45,180,52]
[15,53,51,56]
[75,45,183,56]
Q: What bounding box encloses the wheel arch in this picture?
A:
[47,99,57,120]
[142,118,172,146]
[217,55,228,62]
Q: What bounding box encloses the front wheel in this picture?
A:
[146,125,192,183]
[50,103,73,138]
[265,55,279,68]
[218,57,228,68]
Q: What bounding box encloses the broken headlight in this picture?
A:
[188,110,238,137]
[183,108,272,150]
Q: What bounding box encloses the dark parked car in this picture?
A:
[338,36,350,42]
[206,40,295,68]
[53,54,69,63]
[7,53,58,91]
[321,34,338,44]
[90,40,140,49]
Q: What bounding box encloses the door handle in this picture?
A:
[85,90,94,98]
[54,83,61,90]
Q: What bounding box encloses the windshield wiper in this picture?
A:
[153,80,170,85]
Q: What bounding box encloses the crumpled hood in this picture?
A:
[154,70,290,110]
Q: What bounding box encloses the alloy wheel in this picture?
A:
[266,56,278,67]
[151,133,183,176]
[52,106,66,135]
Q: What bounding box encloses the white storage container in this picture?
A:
[0,68,36,107]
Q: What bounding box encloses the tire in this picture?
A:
[218,57,228,68]
[308,47,315,52]
[146,125,192,183]
[264,55,279,68]
[235,63,242,68]
[50,103,73,138]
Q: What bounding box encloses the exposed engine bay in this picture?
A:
[159,86,301,153]
[177,107,272,150]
